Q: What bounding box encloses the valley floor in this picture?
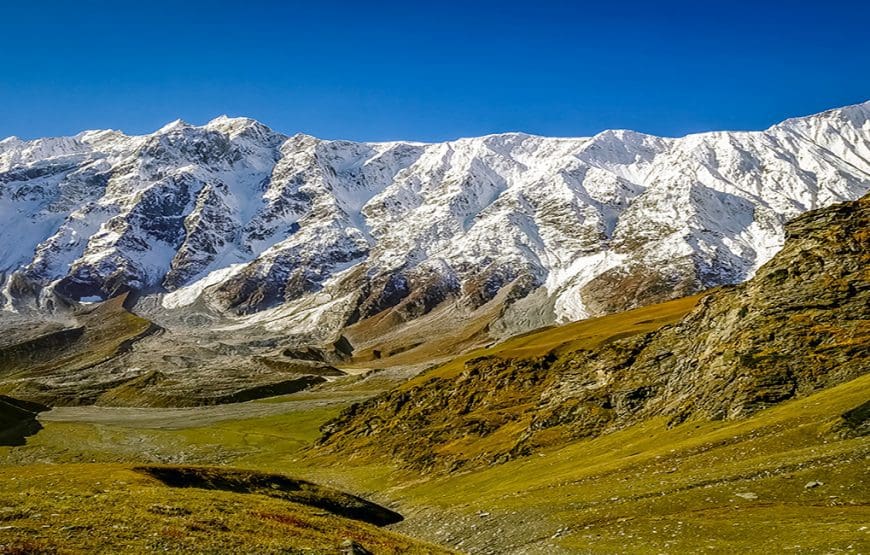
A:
[1,372,868,554]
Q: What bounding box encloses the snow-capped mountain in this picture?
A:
[1,102,868,344]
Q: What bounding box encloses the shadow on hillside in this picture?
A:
[0,396,49,446]
[0,419,43,447]
[134,465,403,526]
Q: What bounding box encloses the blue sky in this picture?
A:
[1,0,868,141]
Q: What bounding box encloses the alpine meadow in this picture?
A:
[1,1,868,553]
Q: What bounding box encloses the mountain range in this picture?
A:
[2,103,868,349]
[1,104,868,554]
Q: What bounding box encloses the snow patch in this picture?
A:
[162,263,246,309]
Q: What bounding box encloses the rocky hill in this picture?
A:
[316,195,869,472]
[1,102,868,360]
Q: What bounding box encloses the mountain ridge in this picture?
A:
[1,101,868,356]
[315,194,870,473]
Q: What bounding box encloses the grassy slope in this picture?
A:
[386,373,870,553]
[0,463,451,554]
[0,293,865,553]
[0,295,155,376]
[0,401,447,553]
[2,374,867,553]
[0,295,157,404]
[309,294,705,472]
[401,292,703,388]
[343,291,508,369]
[0,403,343,468]
[342,284,701,375]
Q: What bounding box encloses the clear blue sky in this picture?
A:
[1,0,868,141]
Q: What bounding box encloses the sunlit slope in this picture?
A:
[387,373,870,554]
[0,369,865,553]
[404,292,703,386]
[0,295,157,404]
[2,363,864,553]
[317,195,869,473]
[0,463,452,554]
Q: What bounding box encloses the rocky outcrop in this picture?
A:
[316,195,869,472]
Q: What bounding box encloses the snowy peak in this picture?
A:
[1,102,868,345]
[774,100,870,130]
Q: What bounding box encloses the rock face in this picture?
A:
[0,103,868,345]
[316,195,870,472]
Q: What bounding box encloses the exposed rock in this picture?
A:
[316,196,870,472]
[341,539,374,555]
[832,400,870,438]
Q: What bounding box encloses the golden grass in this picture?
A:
[0,463,452,554]
[343,297,505,370]
[401,293,703,388]
[307,374,870,553]
[1,290,866,552]
[1,373,867,553]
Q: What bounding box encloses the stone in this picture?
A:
[340,539,373,555]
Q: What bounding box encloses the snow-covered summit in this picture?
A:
[1,101,868,341]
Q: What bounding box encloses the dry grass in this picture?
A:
[313,374,870,553]
[0,373,867,553]
[343,295,505,369]
[0,463,452,554]
[401,293,702,388]
[1,290,866,552]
